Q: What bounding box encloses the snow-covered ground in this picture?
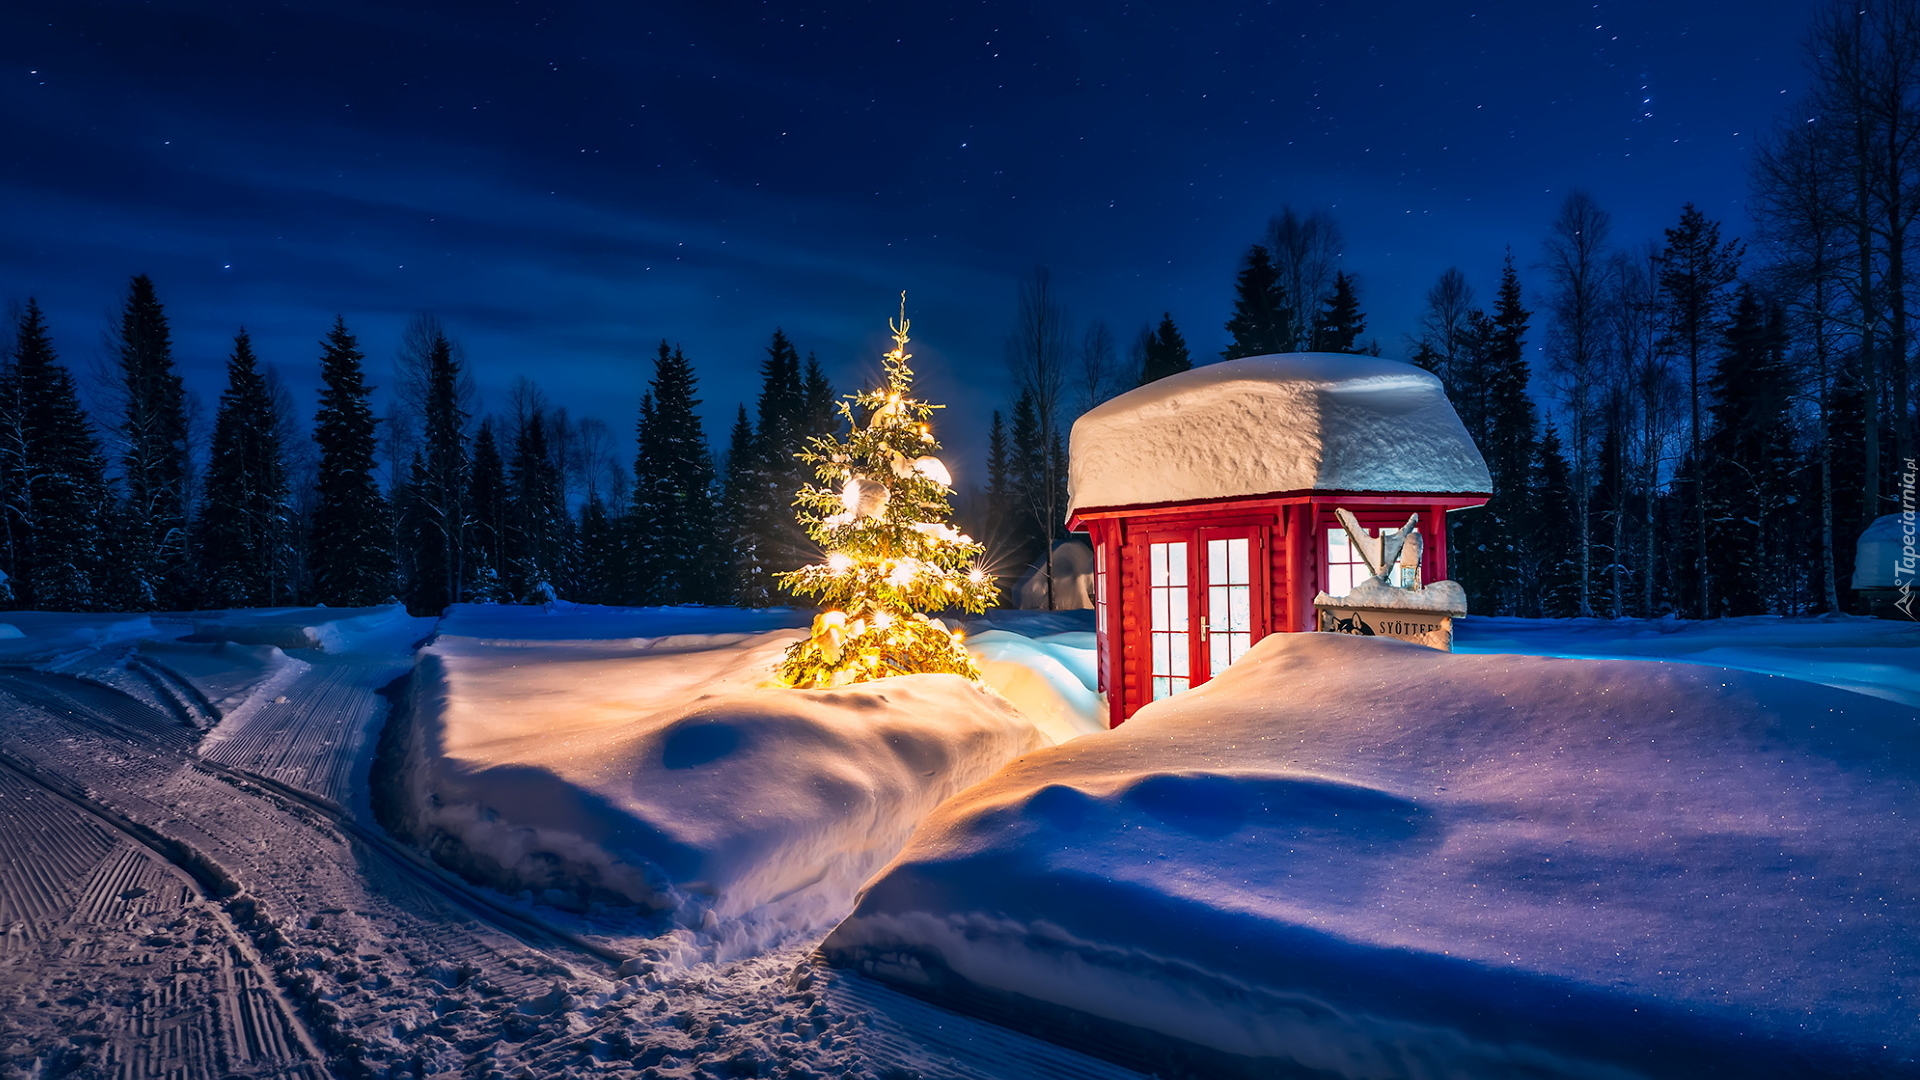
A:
[0,602,1144,1080]
[1456,612,1920,706]
[387,603,1047,950]
[1,601,1914,1079]
[825,629,1920,1079]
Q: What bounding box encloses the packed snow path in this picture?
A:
[200,660,381,805]
[0,619,1146,1080]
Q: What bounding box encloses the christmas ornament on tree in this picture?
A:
[775,296,998,688]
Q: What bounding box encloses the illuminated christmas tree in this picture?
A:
[775,296,998,687]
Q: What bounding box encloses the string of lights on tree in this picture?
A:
[775,295,998,688]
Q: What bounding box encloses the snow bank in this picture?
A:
[968,630,1105,743]
[824,632,1920,1079]
[188,603,433,655]
[1068,353,1491,515]
[433,600,812,643]
[0,612,177,664]
[1457,613,1920,707]
[390,605,1045,950]
[136,640,309,720]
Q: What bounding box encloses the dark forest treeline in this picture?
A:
[0,282,841,614]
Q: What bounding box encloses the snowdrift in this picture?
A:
[387,606,1046,948]
[823,633,1920,1079]
[187,603,432,654]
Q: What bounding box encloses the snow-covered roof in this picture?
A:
[1068,353,1491,516]
[1852,512,1914,589]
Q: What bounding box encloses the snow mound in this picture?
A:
[824,632,1920,1079]
[188,604,432,655]
[1068,353,1491,515]
[968,630,1105,742]
[136,640,309,721]
[0,623,22,639]
[391,609,1046,951]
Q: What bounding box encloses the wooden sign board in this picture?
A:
[1315,604,1454,651]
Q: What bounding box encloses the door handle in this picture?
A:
[1199,617,1209,642]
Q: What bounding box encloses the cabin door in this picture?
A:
[1143,526,1264,703]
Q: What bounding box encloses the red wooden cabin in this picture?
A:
[1065,353,1491,725]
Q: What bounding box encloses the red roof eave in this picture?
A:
[1066,487,1492,532]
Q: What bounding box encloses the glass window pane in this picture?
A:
[1170,638,1188,676]
[1168,542,1188,586]
[1169,676,1188,694]
[1150,543,1167,584]
[1229,587,1250,632]
[1151,588,1168,629]
[1229,633,1251,664]
[1153,676,1170,701]
[1210,633,1228,675]
[1228,538,1249,584]
[1208,539,1226,584]
[1151,633,1168,674]
[1169,587,1188,630]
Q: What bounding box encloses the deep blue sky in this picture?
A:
[2,1,1818,485]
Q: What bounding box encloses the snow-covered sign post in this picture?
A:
[1067,353,1492,724]
[776,297,999,687]
[1312,507,1467,649]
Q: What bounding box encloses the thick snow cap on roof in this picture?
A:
[1068,353,1491,516]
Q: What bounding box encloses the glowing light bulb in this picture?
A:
[888,560,918,586]
[827,552,854,572]
[967,567,987,584]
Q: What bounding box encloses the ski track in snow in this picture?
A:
[201,661,381,805]
[0,633,1148,1080]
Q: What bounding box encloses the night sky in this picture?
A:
[2,1,1817,483]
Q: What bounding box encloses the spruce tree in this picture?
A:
[733,329,809,605]
[776,303,997,686]
[718,404,756,604]
[1656,203,1743,618]
[1531,422,1580,617]
[9,302,107,610]
[507,407,567,601]
[1223,245,1289,359]
[802,352,836,440]
[1449,255,1536,615]
[572,494,620,605]
[111,274,191,608]
[1006,389,1048,576]
[1311,272,1367,353]
[1704,289,1797,615]
[632,341,721,605]
[1139,313,1192,385]
[401,327,469,613]
[307,318,394,606]
[465,419,509,602]
[983,409,1013,569]
[194,331,290,608]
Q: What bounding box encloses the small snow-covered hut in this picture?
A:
[1066,353,1491,724]
[1851,512,1915,617]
